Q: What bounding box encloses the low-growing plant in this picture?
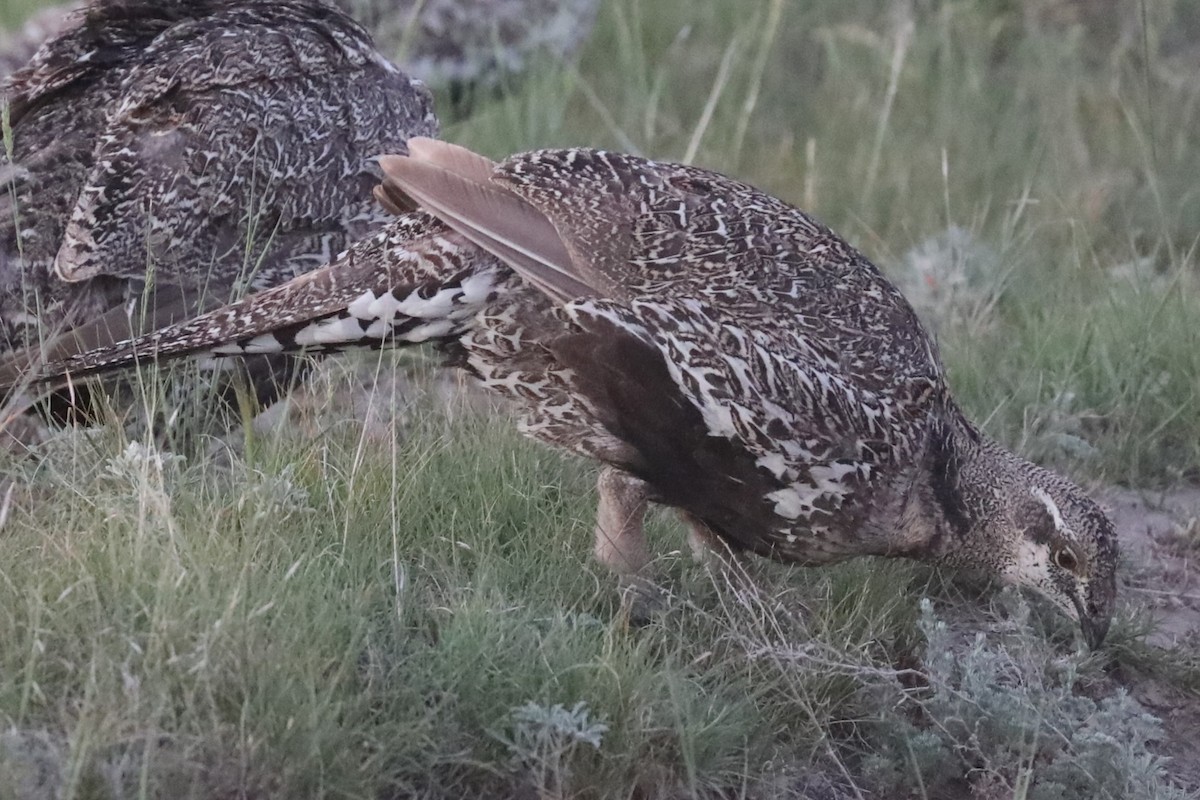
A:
[860,597,1191,799]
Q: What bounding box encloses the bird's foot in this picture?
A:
[616,573,669,628]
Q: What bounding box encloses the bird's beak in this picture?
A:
[1073,592,1109,650]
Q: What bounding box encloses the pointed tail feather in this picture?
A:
[407,137,497,184]
[373,138,496,216]
[0,217,509,394]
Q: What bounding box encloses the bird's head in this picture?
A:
[981,475,1119,649]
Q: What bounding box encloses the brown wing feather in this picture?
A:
[406,137,496,183]
[379,146,592,303]
[372,183,416,216]
[374,138,495,216]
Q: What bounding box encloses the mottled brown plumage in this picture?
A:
[0,0,435,431]
[3,140,1119,646]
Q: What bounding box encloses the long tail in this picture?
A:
[0,136,575,396]
[0,211,512,394]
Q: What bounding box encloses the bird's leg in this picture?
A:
[678,510,740,567]
[593,466,650,576]
[594,467,669,624]
[677,510,758,598]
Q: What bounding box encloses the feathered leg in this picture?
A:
[593,466,650,576]
[593,466,673,625]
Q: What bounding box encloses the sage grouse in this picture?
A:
[0,0,436,421]
[3,139,1119,648]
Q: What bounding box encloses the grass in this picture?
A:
[0,0,44,28]
[444,0,1200,483]
[0,370,929,797]
[3,0,1200,797]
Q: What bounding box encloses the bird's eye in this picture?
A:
[1053,547,1079,572]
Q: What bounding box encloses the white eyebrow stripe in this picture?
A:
[1031,487,1067,532]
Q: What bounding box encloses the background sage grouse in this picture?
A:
[0,0,437,437]
[0,139,1120,648]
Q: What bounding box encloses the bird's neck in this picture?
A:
[890,405,1022,565]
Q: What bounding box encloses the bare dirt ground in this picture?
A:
[1104,487,1200,648]
[1101,486,1200,790]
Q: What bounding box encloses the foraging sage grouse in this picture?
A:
[3,139,1119,647]
[0,0,436,430]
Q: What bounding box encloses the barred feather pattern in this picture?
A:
[461,295,635,464]
[481,149,947,559]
